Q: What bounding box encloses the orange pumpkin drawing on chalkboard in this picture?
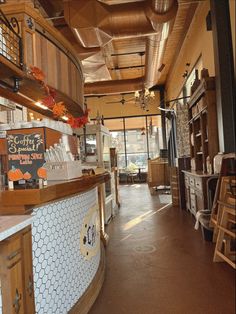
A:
[37,167,47,179]
[23,172,32,180]
[8,167,24,181]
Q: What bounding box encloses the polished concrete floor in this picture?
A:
[89,184,235,314]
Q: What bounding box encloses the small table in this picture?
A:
[126,172,137,184]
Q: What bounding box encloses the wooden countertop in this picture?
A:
[0,172,110,214]
[182,170,219,178]
[0,215,33,241]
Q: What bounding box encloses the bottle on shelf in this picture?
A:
[190,69,201,95]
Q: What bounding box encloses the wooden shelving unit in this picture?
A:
[188,77,219,173]
[184,77,219,215]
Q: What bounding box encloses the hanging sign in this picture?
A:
[7,133,46,181]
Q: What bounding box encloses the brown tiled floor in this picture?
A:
[89,184,235,314]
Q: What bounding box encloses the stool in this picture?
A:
[213,200,236,269]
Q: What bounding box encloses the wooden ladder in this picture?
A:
[210,176,236,242]
[213,196,236,269]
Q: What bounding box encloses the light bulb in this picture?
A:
[144,88,149,96]
[35,102,48,110]
[134,91,140,98]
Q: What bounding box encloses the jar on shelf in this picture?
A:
[190,133,194,146]
[191,158,196,171]
[213,152,224,174]
[200,68,209,79]
[191,69,201,95]
[206,156,212,174]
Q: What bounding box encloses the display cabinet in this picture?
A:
[184,76,219,216]
[76,124,111,171]
[188,77,219,173]
[75,124,117,224]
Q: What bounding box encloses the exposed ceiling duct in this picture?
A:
[63,0,178,95]
[64,0,177,44]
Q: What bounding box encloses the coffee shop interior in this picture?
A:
[0,0,235,313]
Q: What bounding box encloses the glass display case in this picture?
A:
[75,124,116,224]
[77,124,111,171]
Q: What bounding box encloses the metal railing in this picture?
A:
[0,9,23,69]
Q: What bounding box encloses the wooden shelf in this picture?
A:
[188,106,208,123]
[188,77,215,109]
[187,76,218,174]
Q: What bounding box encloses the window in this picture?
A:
[104,115,161,171]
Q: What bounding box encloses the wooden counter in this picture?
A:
[0,172,110,214]
[0,172,110,314]
[0,215,33,241]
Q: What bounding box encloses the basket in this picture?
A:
[45,160,82,180]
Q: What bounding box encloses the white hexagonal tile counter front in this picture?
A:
[31,188,100,314]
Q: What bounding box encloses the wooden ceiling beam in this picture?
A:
[37,0,59,18]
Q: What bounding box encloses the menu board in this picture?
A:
[7,133,45,181]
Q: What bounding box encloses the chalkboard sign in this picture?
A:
[7,133,46,181]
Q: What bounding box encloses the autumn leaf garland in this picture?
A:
[52,102,67,117]
[30,66,45,81]
[29,66,89,127]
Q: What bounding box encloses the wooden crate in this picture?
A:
[147,158,169,188]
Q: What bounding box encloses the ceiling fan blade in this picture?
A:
[106,100,121,104]
[106,94,135,105]
[125,97,136,103]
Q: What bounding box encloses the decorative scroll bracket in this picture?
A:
[0,9,20,35]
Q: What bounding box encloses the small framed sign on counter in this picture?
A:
[6,133,46,183]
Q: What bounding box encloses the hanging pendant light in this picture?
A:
[134,53,155,111]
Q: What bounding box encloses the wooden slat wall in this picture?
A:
[40,36,48,83]
[46,40,58,89]
[34,32,42,70]
[70,61,77,102]
[24,30,34,66]
[59,50,69,96]
[26,31,81,104]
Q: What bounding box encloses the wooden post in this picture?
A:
[98,184,109,246]
[210,0,235,152]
